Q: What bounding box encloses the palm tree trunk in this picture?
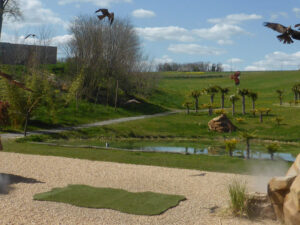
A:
[246,139,250,159]
[195,98,198,113]
[260,113,263,123]
[24,111,30,137]
[210,95,214,104]
[242,95,246,115]
[221,94,225,109]
[232,101,235,116]
[187,106,189,114]
[271,152,274,160]
[279,97,282,106]
[252,100,255,110]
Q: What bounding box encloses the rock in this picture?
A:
[268,176,296,221]
[286,154,300,177]
[246,192,276,220]
[284,192,300,225]
[208,114,236,133]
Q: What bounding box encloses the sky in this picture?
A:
[3,0,300,71]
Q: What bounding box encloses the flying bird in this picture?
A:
[95,8,114,25]
[24,34,36,40]
[264,22,300,44]
[0,71,33,92]
[230,71,240,86]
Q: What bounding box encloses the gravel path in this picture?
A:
[1,111,178,140]
[0,152,279,225]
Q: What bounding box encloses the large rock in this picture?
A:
[208,114,236,133]
[286,154,300,177]
[268,176,296,221]
[268,154,300,225]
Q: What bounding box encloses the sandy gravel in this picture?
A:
[0,152,279,225]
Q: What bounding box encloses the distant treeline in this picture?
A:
[157,62,224,72]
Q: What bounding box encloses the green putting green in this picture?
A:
[34,185,186,215]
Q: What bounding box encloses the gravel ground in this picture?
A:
[0,152,279,225]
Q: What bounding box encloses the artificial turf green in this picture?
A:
[34,184,186,215]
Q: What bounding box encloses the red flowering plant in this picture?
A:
[230,71,240,85]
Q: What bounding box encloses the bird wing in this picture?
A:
[264,22,288,34]
[109,12,114,25]
[295,23,300,29]
[277,33,294,44]
[290,29,300,40]
[100,9,109,15]
[24,34,31,40]
[97,15,106,20]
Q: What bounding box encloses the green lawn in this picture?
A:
[34,184,186,215]
[2,141,292,175]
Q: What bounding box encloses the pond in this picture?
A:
[107,144,296,162]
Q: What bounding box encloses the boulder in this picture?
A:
[286,154,300,177]
[267,154,300,225]
[268,176,296,221]
[208,114,236,133]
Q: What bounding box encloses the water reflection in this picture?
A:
[132,146,295,162]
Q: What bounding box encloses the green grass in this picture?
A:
[34,184,185,215]
[2,141,292,175]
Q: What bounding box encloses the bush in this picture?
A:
[228,179,248,216]
[235,117,245,123]
[0,101,10,127]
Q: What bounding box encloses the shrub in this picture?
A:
[235,117,245,123]
[228,179,248,216]
[215,109,227,115]
[224,138,238,156]
[273,116,283,126]
[0,101,10,127]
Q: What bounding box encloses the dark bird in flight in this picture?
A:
[0,71,33,92]
[230,71,240,86]
[264,22,300,44]
[24,34,36,40]
[95,8,114,25]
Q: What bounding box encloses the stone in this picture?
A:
[289,175,300,211]
[286,154,300,177]
[208,114,236,133]
[268,176,296,221]
[246,192,276,220]
[284,192,300,225]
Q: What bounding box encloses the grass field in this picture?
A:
[2,141,292,174]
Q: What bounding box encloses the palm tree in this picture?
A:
[248,91,258,111]
[238,89,249,115]
[218,87,230,109]
[266,143,279,160]
[190,90,201,113]
[276,90,284,106]
[239,131,256,159]
[225,138,238,157]
[205,86,219,104]
[229,94,239,116]
[182,101,192,114]
[256,108,266,123]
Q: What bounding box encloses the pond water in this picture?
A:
[112,145,295,162]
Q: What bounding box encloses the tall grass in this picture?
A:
[228,179,247,216]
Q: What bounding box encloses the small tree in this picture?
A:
[182,101,192,114]
[266,143,279,160]
[190,90,201,113]
[265,108,272,116]
[225,138,238,157]
[238,89,249,115]
[218,87,230,109]
[202,103,215,116]
[276,90,284,106]
[256,108,267,123]
[248,91,258,111]
[205,86,219,104]
[229,94,239,116]
[239,131,256,159]
[273,116,283,126]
